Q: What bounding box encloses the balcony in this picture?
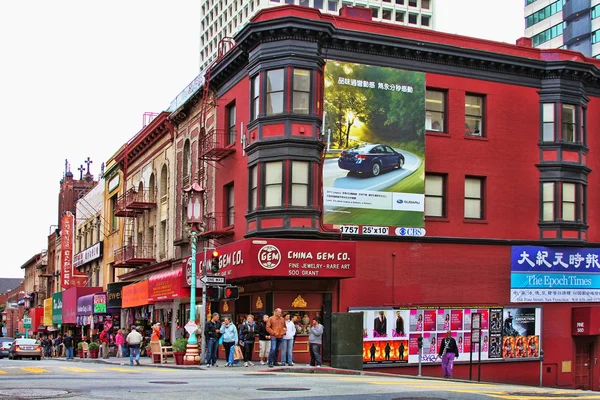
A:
[113,243,155,267]
[563,0,591,22]
[199,128,236,161]
[115,187,157,217]
[200,213,235,239]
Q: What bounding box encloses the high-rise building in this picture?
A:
[200,0,435,70]
[525,0,600,58]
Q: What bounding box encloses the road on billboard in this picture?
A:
[323,149,422,191]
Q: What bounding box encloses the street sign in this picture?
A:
[23,318,32,329]
[471,312,481,330]
[200,275,226,285]
[185,321,198,336]
[471,329,481,344]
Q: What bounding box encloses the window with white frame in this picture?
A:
[291,161,310,206]
[464,177,484,219]
[250,165,258,211]
[562,182,576,221]
[425,174,445,217]
[542,103,555,142]
[465,95,484,137]
[265,162,283,207]
[266,69,284,115]
[562,104,576,142]
[293,69,310,114]
[542,182,554,221]
[426,90,445,132]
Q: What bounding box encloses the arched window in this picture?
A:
[149,173,156,203]
[183,140,191,186]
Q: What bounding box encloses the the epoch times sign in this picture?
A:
[511,246,600,302]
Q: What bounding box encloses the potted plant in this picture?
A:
[173,338,187,365]
[77,342,85,359]
[88,342,100,359]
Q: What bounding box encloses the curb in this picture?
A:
[51,357,206,370]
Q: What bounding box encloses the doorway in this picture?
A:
[575,338,594,390]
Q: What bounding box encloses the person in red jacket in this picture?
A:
[99,327,110,359]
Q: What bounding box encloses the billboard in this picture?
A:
[351,306,542,366]
[323,61,425,235]
[511,246,600,302]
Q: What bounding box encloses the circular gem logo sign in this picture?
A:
[258,244,281,270]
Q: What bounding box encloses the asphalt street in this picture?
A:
[1,359,599,400]
[322,150,422,191]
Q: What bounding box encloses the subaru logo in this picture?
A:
[396,199,403,204]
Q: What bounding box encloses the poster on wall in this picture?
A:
[322,61,426,234]
[351,306,542,366]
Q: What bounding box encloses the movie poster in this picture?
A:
[489,334,502,358]
[490,308,503,334]
[363,340,408,364]
[392,310,409,338]
[501,307,541,360]
[437,309,451,331]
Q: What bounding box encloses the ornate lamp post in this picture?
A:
[183,180,204,365]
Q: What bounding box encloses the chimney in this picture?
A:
[516,37,533,47]
[339,5,372,21]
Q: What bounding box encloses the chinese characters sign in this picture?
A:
[60,212,88,290]
[511,246,600,302]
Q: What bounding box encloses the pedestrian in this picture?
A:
[126,325,143,366]
[281,313,296,366]
[437,330,459,378]
[45,335,53,359]
[239,315,258,367]
[54,335,63,357]
[100,327,110,359]
[308,317,324,367]
[63,332,74,360]
[220,317,238,367]
[266,308,286,368]
[115,329,124,358]
[151,323,161,342]
[175,324,186,340]
[258,314,270,365]
[204,313,221,367]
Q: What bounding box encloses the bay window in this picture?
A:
[293,69,311,114]
[542,103,555,142]
[250,166,258,211]
[291,161,310,206]
[265,161,283,207]
[266,69,284,115]
[542,182,554,221]
[562,104,576,142]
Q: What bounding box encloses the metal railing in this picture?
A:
[114,243,155,265]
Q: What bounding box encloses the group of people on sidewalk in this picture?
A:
[204,308,324,368]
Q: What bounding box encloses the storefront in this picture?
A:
[147,267,190,342]
[122,281,154,338]
[61,286,103,340]
[51,292,62,334]
[186,238,356,363]
[77,292,112,339]
[107,282,129,331]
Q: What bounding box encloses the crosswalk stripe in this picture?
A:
[60,367,96,373]
[20,367,49,374]
[105,367,138,373]
[135,368,177,373]
[0,370,7,374]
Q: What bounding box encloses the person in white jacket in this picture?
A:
[280,313,296,366]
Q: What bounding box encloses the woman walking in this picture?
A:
[115,329,125,358]
[438,330,459,378]
[239,315,258,367]
[220,317,238,367]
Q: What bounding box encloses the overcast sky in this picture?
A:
[0,0,524,279]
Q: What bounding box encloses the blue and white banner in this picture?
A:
[511,246,600,302]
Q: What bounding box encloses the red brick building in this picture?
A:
[169,6,600,389]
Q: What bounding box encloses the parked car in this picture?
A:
[0,338,14,359]
[8,338,42,360]
[338,144,405,176]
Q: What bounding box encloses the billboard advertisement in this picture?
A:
[323,61,425,235]
[351,306,542,366]
[511,246,600,302]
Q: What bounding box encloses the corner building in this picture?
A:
[188,5,600,388]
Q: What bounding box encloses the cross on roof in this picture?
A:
[77,165,85,180]
[84,157,93,175]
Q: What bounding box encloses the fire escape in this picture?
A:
[113,187,157,267]
[198,38,236,241]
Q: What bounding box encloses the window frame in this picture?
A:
[266,69,285,116]
[226,102,236,145]
[225,183,235,227]
[561,182,577,222]
[290,161,311,207]
[464,176,485,220]
[251,74,260,120]
[465,94,485,137]
[425,89,446,133]
[561,104,577,143]
[425,174,446,218]
[292,68,311,115]
[264,161,284,208]
[541,103,555,142]
[541,182,555,222]
[110,195,118,232]
[249,165,258,211]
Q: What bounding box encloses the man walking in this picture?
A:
[100,327,110,359]
[126,325,143,366]
[266,308,286,368]
[63,332,74,360]
[204,313,222,367]
[438,330,459,378]
[308,317,324,367]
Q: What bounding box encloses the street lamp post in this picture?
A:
[183,180,205,365]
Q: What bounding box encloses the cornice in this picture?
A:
[208,16,600,95]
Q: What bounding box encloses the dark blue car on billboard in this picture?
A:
[338,144,405,177]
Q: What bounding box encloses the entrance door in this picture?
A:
[575,339,594,390]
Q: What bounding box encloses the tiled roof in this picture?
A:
[0,278,23,294]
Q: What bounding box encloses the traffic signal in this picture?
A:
[417,336,423,349]
[205,286,221,301]
[223,286,239,300]
[211,250,220,274]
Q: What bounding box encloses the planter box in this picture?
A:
[89,350,99,359]
[174,352,185,365]
[78,350,84,359]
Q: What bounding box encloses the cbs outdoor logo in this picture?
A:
[257,244,281,270]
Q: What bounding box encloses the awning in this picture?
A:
[148,267,190,302]
[122,280,153,308]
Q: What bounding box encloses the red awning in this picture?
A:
[148,267,190,302]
